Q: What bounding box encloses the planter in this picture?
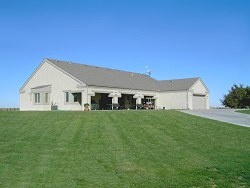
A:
[84,103,90,111]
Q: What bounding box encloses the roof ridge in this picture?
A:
[159,77,199,82]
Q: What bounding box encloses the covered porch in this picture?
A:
[90,91,157,110]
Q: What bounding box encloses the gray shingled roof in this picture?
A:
[46,58,199,91]
[47,59,159,91]
[158,78,199,91]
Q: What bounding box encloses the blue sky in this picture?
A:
[0,0,249,107]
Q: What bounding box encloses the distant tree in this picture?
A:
[221,84,250,109]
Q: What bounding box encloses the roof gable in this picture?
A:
[19,59,84,92]
[190,78,209,93]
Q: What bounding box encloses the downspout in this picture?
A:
[187,89,189,110]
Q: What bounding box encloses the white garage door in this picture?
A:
[192,94,206,109]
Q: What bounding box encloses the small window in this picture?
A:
[65,92,69,103]
[34,93,40,103]
[45,93,49,103]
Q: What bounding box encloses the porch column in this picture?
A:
[88,91,95,111]
[133,93,144,110]
[112,96,119,104]
[152,96,158,110]
[108,92,122,110]
[136,98,142,105]
[81,91,87,110]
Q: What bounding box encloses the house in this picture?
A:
[19,58,209,111]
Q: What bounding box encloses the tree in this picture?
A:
[221,84,250,109]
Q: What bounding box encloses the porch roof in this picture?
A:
[31,85,51,93]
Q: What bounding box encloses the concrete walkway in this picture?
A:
[180,109,250,128]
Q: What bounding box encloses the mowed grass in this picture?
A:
[0,111,249,187]
[236,109,250,115]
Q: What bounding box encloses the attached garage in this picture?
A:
[192,94,207,109]
[158,77,209,110]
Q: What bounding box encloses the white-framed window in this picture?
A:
[34,93,40,103]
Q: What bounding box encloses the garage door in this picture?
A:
[192,94,206,109]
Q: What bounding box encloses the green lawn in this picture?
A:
[0,111,249,187]
[236,109,250,115]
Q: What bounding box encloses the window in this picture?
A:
[73,94,78,102]
[72,93,81,103]
[65,92,69,103]
[34,93,40,103]
[45,93,49,103]
[65,92,81,104]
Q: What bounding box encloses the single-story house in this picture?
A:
[19,58,209,111]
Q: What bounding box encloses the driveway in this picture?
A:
[180,109,250,128]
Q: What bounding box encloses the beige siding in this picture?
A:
[159,91,188,110]
[191,80,208,94]
[20,61,85,111]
